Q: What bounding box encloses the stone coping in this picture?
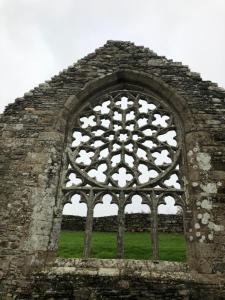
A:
[39,258,222,284]
[52,258,188,272]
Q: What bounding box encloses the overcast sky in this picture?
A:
[0,0,225,114]
[1,0,225,216]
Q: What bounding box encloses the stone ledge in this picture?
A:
[42,258,225,286]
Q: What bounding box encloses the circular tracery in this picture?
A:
[65,90,182,191]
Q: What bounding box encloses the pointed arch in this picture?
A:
[60,69,195,134]
[58,71,191,260]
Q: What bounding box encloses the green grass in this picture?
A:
[57,230,186,262]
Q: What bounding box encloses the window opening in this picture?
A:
[91,195,118,258]
[59,194,87,258]
[62,90,185,260]
[124,195,152,259]
[158,196,186,262]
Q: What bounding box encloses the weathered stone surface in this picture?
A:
[14,259,225,300]
[0,40,225,299]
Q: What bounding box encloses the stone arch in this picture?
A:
[61,69,194,131]
[48,70,195,266]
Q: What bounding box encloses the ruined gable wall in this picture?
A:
[0,41,225,297]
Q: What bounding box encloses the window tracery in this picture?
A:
[63,89,185,259]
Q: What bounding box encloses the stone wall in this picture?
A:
[61,213,184,233]
[1,40,225,298]
[16,259,225,300]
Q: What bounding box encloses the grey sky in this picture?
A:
[1,0,224,216]
[0,0,225,114]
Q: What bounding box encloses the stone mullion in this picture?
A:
[117,191,125,258]
[150,193,159,260]
[83,189,94,258]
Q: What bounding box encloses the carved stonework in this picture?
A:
[63,89,185,259]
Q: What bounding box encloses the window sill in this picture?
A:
[46,257,189,278]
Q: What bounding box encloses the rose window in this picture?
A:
[63,90,185,259]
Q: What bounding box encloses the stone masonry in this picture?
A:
[0,40,225,299]
[61,213,184,233]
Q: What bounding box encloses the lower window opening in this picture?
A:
[58,194,186,262]
[158,196,186,262]
[124,195,152,260]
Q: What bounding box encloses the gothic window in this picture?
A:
[63,89,185,259]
